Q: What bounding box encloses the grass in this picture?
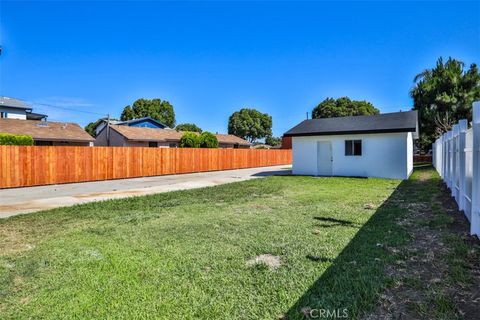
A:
[0,170,421,319]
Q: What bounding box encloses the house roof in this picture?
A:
[92,117,166,131]
[0,118,95,142]
[119,117,167,128]
[284,111,418,137]
[0,96,31,110]
[214,133,251,146]
[111,125,183,142]
[26,112,48,121]
[109,125,251,146]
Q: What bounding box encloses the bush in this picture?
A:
[179,132,200,148]
[0,133,34,146]
[199,131,219,148]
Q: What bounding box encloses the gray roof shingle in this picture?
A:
[0,96,31,110]
[284,111,418,137]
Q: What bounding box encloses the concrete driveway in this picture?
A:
[0,165,291,218]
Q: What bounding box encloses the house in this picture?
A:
[284,111,418,179]
[95,125,251,148]
[93,117,167,136]
[0,118,95,146]
[0,96,48,121]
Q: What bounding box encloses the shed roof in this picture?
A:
[0,118,95,142]
[284,111,418,137]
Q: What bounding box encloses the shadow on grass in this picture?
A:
[284,169,432,319]
[313,216,359,228]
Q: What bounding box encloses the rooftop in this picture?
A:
[0,97,31,110]
[0,118,95,142]
[284,111,418,137]
[109,125,251,146]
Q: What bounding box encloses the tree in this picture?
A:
[312,97,379,119]
[411,57,480,151]
[120,98,176,128]
[265,135,281,146]
[179,132,200,148]
[176,123,202,133]
[228,108,272,143]
[0,133,34,146]
[199,132,219,148]
[84,121,98,138]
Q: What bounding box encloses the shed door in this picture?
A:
[317,141,332,176]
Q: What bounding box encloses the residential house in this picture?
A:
[95,125,251,148]
[0,118,95,146]
[284,111,418,179]
[0,96,48,121]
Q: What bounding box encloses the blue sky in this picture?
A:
[0,1,479,136]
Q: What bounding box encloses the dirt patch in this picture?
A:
[363,176,480,319]
[246,254,281,270]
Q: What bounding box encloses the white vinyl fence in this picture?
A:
[432,102,480,237]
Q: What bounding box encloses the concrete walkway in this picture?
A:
[0,165,291,218]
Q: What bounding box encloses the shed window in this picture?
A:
[149,141,158,148]
[345,140,362,156]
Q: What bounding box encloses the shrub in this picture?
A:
[199,131,219,148]
[179,132,200,148]
[0,133,34,146]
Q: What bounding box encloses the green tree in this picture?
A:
[228,108,272,143]
[411,57,480,151]
[199,131,219,148]
[120,98,176,128]
[312,97,379,119]
[0,133,34,145]
[265,135,281,146]
[179,132,200,148]
[176,123,202,133]
[84,121,98,138]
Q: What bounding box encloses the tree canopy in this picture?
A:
[227,108,272,143]
[265,136,281,146]
[176,123,202,133]
[199,132,219,148]
[312,97,379,119]
[179,132,200,148]
[411,57,480,150]
[120,98,176,128]
[84,121,98,138]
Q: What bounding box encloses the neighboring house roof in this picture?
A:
[0,118,95,142]
[26,112,48,121]
[92,117,166,131]
[110,125,183,142]
[109,125,251,146]
[0,96,31,110]
[215,133,251,146]
[119,117,167,128]
[284,111,418,137]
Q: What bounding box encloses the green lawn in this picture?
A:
[0,170,415,319]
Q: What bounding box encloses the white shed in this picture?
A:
[284,111,418,179]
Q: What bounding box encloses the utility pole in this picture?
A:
[106,113,110,146]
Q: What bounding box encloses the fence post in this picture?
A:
[471,102,480,236]
[458,120,468,211]
[452,124,459,198]
[442,132,447,179]
[447,130,453,189]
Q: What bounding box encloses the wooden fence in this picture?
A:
[432,101,480,237]
[0,147,292,189]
